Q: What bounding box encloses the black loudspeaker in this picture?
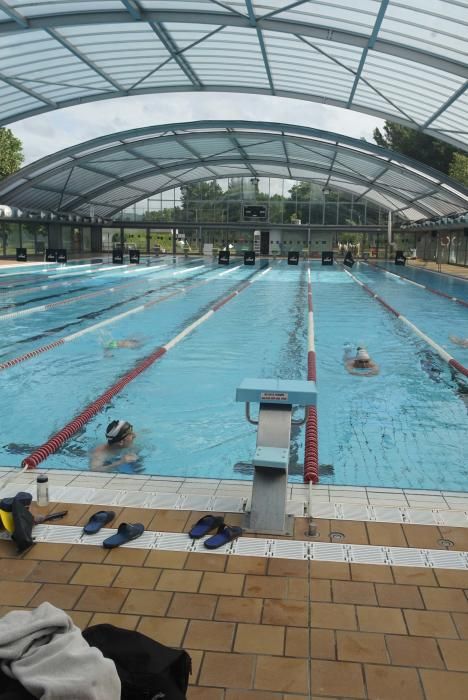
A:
[431,231,438,238]
[45,248,57,262]
[288,251,299,265]
[344,251,355,268]
[16,247,27,262]
[129,249,140,264]
[218,250,230,265]
[464,228,468,237]
[395,251,406,265]
[56,249,67,264]
[321,251,333,266]
[244,251,255,265]
[112,248,124,264]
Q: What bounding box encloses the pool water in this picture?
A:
[1,258,467,489]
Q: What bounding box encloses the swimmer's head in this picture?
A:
[106,420,135,445]
[356,347,370,362]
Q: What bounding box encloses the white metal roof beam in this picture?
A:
[148,21,203,87]
[0,73,56,106]
[45,28,127,92]
[120,0,143,21]
[0,0,28,27]
[245,0,275,93]
[347,0,389,108]
[422,81,468,129]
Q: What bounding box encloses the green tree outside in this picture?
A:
[0,127,24,179]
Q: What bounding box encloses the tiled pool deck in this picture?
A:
[1,469,468,698]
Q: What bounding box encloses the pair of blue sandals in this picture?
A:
[82,511,144,549]
[189,515,242,549]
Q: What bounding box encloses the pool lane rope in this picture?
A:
[21,265,270,469]
[0,265,243,373]
[304,267,319,484]
[0,263,173,322]
[343,267,468,379]
[365,261,468,308]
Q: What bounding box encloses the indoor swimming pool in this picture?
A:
[0,257,467,490]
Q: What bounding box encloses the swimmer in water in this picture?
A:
[345,346,379,376]
[89,420,142,473]
[449,336,468,348]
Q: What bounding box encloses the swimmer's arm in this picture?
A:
[89,446,112,472]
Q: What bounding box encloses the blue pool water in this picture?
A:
[0,258,467,489]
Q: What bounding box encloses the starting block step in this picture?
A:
[253,446,289,471]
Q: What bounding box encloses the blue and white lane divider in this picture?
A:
[344,267,468,379]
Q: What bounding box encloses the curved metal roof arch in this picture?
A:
[1,121,467,220]
[0,1,468,151]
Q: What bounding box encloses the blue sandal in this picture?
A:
[189,515,224,539]
[102,522,144,549]
[204,524,243,550]
[83,510,115,535]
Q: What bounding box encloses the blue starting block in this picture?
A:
[236,378,317,534]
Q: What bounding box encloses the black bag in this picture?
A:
[11,494,35,554]
[82,624,191,700]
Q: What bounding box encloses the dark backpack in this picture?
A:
[82,624,191,700]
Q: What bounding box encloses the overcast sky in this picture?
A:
[13,92,384,165]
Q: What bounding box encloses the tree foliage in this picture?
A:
[373,122,458,176]
[0,127,24,179]
[448,152,468,187]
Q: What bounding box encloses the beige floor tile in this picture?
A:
[337,630,389,664]
[234,623,285,655]
[0,581,41,606]
[375,583,424,609]
[385,635,444,669]
[438,639,468,671]
[215,596,263,624]
[364,664,424,700]
[434,569,468,588]
[420,669,468,700]
[403,610,458,638]
[70,563,120,587]
[255,656,309,694]
[185,552,227,572]
[63,545,108,564]
[27,560,79,584]
[452,612,468,639]
[310,628,336,660]
[168,592,218,620]
[121,589,172,616]
[157,569,202,593]
[199,651,255,689]
[310,579,331,602]
[200,572,245,596]
[262,599,308,627]
[137,615,188,646]
[75,586,129,613]
[311,659,364,698]
[0,559,38,581]
[332,580,377,606]
[285,627,309,658]
[90,612,140,630]
[187,687,224,699]
[185,620,236,652]
[366,522,407,548]
[311,602,357,631]
[103,548,149,566]
[30,583,84,609]
[310,561,350,580]
[350,563,394,583]
[357,606,407,634]
[267,558,308,578]
[392,566,438,587]
[244,575,287,599]
[226,556,267,575]
[23,543,72,561]
[144,550,188,569]
[420,586,468,612]
[112,566,161,590]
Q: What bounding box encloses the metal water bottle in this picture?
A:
[36,474,49,507]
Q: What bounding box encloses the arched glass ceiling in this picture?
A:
[1,121,467,220]
[0,1,468,150]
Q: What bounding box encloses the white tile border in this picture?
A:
[2,524,467,570]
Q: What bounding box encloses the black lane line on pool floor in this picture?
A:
[0,264,219,356]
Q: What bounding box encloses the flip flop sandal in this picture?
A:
[83,510,116,535]
[189,515,224,539]
[102,522,145,549]
[204,524,243,550]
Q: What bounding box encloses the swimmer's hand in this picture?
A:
[123,453,138,463]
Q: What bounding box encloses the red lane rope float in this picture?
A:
[304,267,319,484]
[22,265,268,470]
[344,267,468,381]
[366,262,468,308]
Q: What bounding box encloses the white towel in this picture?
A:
[0,602,120,700]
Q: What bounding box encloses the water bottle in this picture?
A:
[36,474,49,507]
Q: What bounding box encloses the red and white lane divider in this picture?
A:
[344,268,468,379]
[0,265,175,321]
[304,267,319,484]
[0,265,241,373]
[366,262,468,308]
[22,265,269,469]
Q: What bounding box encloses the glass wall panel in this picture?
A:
[21,222,48,255]
[0,222,21,255]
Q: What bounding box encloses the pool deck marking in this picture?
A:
[343,266,468,378]
[3,522,467,570]
[1,469,468,527]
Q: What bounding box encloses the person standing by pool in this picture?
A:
[345,346,379,376]
[90,420,142,473]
